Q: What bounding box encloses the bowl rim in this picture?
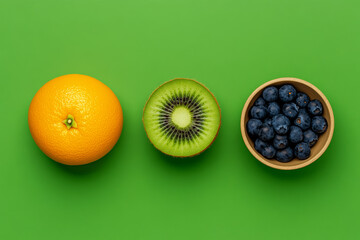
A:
[240,77,335,170]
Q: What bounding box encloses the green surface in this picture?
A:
[0,0,359,239]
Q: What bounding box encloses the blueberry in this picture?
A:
[303,130,319,147]
[276,147,294,162]
[267,102,281,117]
[254,139,276,159]
[282,102,299,119]
[307,100,323,116]
[289,126,303,144]
[294,142,311,160]
[273,135,288,150]
[264,117,272,126]
[279,84,297,102]
[254,139,267,153]
[294,109,311,130]
[258,124,275,141]
[250,105,267,119]
[272,114,290,135]
[262,86,278,102]
[254,97,266,106]
[311,116,328,134]
[246,119,262,137]
[296,92,310,108]
[262,145,276,159]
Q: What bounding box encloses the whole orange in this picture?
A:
[28,74,123,165]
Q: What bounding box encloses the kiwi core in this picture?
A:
[171,106,192,129]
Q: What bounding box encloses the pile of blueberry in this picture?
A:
[246,84,328,162]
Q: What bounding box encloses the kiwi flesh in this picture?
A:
[143,78,221,157]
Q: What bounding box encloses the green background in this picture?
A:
[1,0,359,239]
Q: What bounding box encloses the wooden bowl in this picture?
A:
[240,77,334,170]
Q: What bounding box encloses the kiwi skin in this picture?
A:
[142,78,221,157]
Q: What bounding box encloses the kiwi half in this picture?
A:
[143,78,221,157]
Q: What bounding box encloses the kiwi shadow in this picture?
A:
[151,138,219,172]
[155,150,207,169]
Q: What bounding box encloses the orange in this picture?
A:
[28,74,123,165]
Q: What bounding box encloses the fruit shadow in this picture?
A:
[239,137,331,182]
[251,152,330,181]
[52,129,128,177]
[26,132,104,178]
[152,142,217,171]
